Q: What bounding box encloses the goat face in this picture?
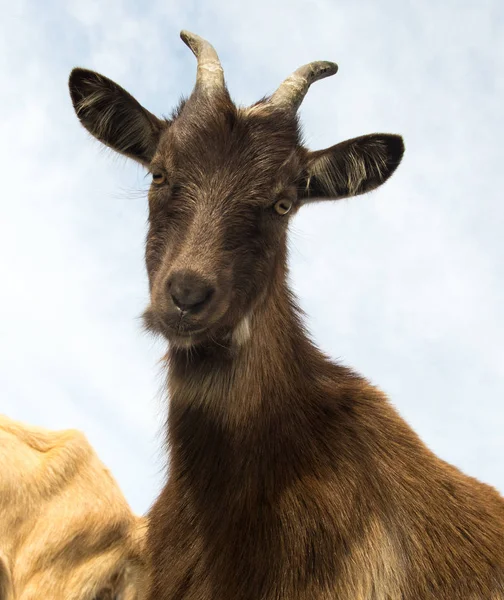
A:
[142,100,304,348]
[68,32,404,349]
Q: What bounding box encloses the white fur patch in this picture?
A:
[232,315,252,346]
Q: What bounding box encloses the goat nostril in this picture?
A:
[167,271,215,313]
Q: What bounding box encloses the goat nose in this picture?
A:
[167,271,215,312]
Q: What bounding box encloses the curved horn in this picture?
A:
[269,61,338,112]
[180,30,225,95]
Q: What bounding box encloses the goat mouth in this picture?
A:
[159,315,211,346]
[143,303,232,347]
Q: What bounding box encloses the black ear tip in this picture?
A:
[68,68,101,91]
[68,68,90,103]
[387,134,405,160]
[69,67,87,86]
[68,71,81,105]
[68,68,106,110]
[69,67,86,77]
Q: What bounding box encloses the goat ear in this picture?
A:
[68,68,164,166]
[301,134,404,202]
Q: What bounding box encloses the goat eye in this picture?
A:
[152,172,166,185]
[274,199,292,216]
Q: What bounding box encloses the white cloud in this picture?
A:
[0,0,502,514]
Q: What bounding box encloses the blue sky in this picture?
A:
[1,0,503,515]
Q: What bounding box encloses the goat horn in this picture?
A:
[269,61,338,112]
[180,30,225,94]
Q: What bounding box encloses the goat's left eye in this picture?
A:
[152,172,166,185]
[274,199,293,216]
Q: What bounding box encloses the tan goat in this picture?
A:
[0,414,148,600]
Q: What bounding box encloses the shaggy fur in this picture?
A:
[0,415,148,600]
[68,31,504,600]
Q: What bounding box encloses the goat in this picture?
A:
[0,414,148,600]
[68,31,504,599]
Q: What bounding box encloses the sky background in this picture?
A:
[0,0,503,515]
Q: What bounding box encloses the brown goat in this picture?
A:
[68,31,504,600]
[0,414,148,600]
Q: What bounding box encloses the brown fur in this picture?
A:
[68,32,504,600]
[0,415,148,600]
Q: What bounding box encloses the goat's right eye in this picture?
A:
[152,172,166,185]
[273,199,293,216]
